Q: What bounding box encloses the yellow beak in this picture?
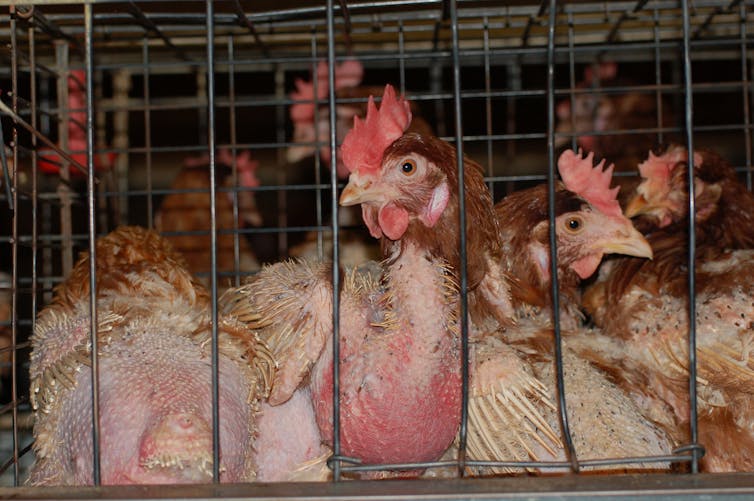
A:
[601,224,653,259]
[624,194,650,218]
[340,175,383,206]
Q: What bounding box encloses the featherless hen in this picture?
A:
[222,85,468,477]
[581,146,754,471]
[27,226,274,485]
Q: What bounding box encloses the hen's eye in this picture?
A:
[565,217,583,232]
[400,159,417,176]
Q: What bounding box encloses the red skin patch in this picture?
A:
[378,204,410,240]
[571,253,603,280]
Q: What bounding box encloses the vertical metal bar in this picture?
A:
[228,35,241,286]
[398,20,406,93]
[9,5,20,485]
[28,22,40,486]
[112,69,131,227]
[740,1,752,190]
[205,0,221,483]
[506,62,519,196]
[197,70,208,147]
[311,34,324,259]
[84,3,102,486]
[681,0,700,474]
[325,0,342,482]
[431,62,446,138]
[448,0,470,477]
[482,16,494,197]
[40,72,52,303]
[143,38,153,228]
[55,41,73,278]
[654,6,665,146]
[546,0,579,473]
[567,11,576,151]
[274,66,288,257]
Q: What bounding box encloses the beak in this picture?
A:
[600,224,653,259]
[624,193,651,218]
[339,174,382,206]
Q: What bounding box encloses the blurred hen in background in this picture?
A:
[154,149,261,288]
[555,62,676,202]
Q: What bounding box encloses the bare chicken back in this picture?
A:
[28,226,273,485]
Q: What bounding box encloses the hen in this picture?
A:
[496,149,652,328]
[27,226,274,485]
[223,85,468,475]
[154,149,261,288]
[462,150,669,474]
[555,63,675,174]
[286,60,432,267]
[582,145,754,471]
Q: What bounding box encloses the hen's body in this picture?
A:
[461,150,670,473]
[583,146,754,471]
[28,227,272,485]
[224,93,468,472]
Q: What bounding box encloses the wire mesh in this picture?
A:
[0,0,752,496]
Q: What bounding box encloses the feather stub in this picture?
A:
[558,148,621,217]
[340,84,412,177]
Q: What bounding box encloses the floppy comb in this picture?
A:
[558,149,621,217]
[340,84,412,177]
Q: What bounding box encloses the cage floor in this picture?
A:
[4,473,754,500]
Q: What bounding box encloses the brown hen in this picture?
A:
[154,150,261,288]
[582,145,754,472]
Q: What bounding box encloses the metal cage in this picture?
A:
[1,0,754,498]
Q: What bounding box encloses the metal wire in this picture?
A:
[8,5,20,486]
[2,0,754,490]
[84,2,102,486]
[448,0,471,478]
[204,0,221,483]
[681,0,701,475]
[325,0,343,483]
[545,0,578,474]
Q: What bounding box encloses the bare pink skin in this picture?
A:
[310,243,462,467]
[28,328,255,485]
[254,388,325,481]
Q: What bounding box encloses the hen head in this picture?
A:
[338,85,446,238]
[526,185,653,282]
[625,145,723,228]
[339,85,499,276]
[529,149,652,283]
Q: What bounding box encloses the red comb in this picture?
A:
[289,59,364,124]
[340,84,412,177]
[289,77,327,124]
[637,145,702,183]
[39,70,114,175]
[558,149,621,217]
[317,58,364,90]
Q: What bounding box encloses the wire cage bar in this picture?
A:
[0,0,753,498]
